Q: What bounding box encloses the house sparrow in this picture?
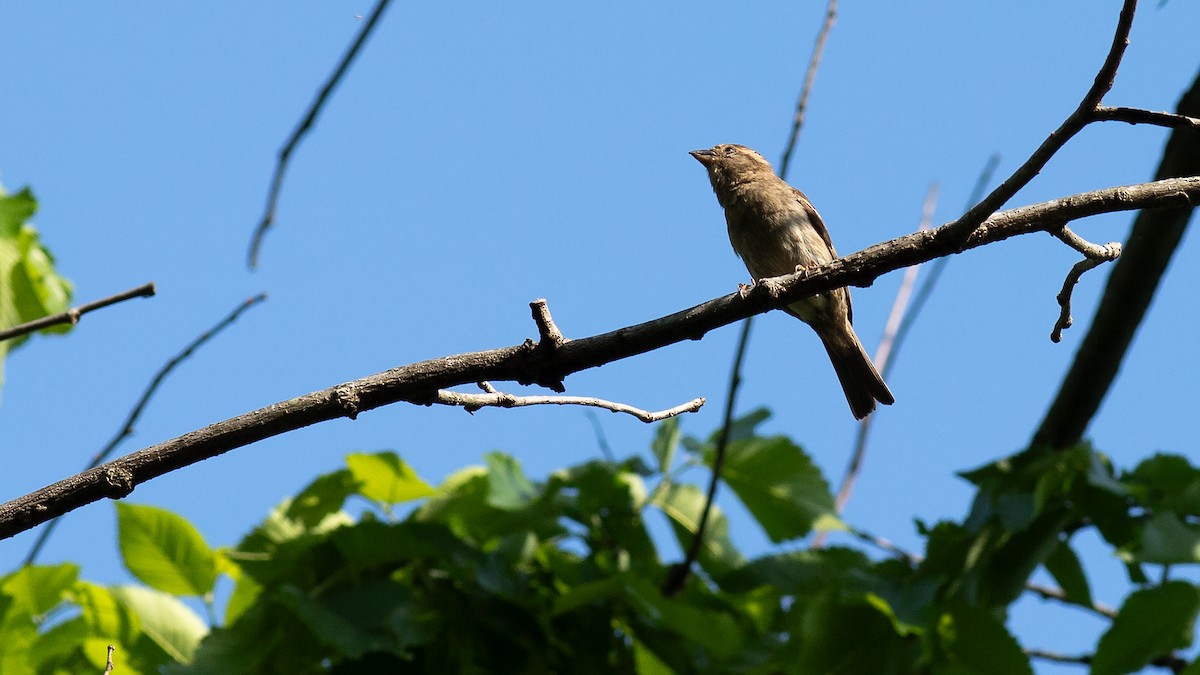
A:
[690,143,894,419]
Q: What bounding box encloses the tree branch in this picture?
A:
[1033,67,1200,450]
[1,178,1196,540]
[1094,106,1200,128]
[945,0,1138,248]
[436,384,705,423]
[0,282,156,343]
[22,294,267,564]
[247,0,394,269]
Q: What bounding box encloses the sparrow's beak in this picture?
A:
[689,149,716,166]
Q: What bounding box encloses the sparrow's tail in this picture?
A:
[820,328,894,420]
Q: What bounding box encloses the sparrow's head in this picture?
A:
[689,144,774,187]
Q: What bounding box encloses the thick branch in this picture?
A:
[1,177,1198,540]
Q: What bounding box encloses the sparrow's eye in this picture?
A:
[723,146,738,156]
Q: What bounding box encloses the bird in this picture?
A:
[690,143,894,420]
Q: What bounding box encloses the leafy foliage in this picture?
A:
[0,184,73,392]
[3,414,1200,673]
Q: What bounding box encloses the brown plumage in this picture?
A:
[690,143,894,419]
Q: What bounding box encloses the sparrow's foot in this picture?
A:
[794,263,819,279]
[737,282,755,299]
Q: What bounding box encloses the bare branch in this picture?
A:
[778,0,837,180]
[1,177,1198,541]
[435,387,704,422]
[530,298,568,350]
[22,294,267,564]
[1050,225,1122,342]
[662,315,753,597]
[103,644,114,674]
[946,0,1138,247]
[1032,67,1200,451]
[1026,648,1091,666]
[1024,581,1117,619]
[1094,106,1200,128]
[0,282,156,343]
[247,0,394,269]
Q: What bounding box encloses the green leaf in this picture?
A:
[0,187,73,392]
[1043,539,1092,606]
[1092,581,1200,675]
[484,451,536,510]
[652,483,744,578]
[793,590,921,674]
[1130,454,1200,513]
[650,418,681,474]
[116,503,218,596]
[716,435,839,542]
[622,578,743,661]
[0,563,78,615]
[936,603,1032,675]
[345,451,434,505]
[222,572,261,627]
[72,582,141,647]
[111,585,207,664]
[717,547,869,595]
[1136,512,1200,564]
[284,469,356,528]
[633,637,676,675]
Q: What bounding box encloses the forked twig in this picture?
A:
[1050,225,1122,342]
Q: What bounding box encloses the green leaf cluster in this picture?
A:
[5,417,1200,673]
[0,185,73,391]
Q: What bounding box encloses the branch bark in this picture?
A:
[1,177,1198,540]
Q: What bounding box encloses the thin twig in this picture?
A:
[0,282,156,343]
[848,525,922,564]
[1025,648,1091,666]
[247,0,394,269]
[1050,225,1122,342]
[1025,581,1117,619]
[103,644,114,674]
[1027,648,1188,673]
[778,0,837,180]
[661,316,753,597]
[945,0,1138,248]
[2,178,1198,541]
[1094,106,1200,128]
[436,387,704,423]
[22,294,267,564]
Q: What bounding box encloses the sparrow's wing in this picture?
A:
[791,186,855,324]
[791,187,836,256]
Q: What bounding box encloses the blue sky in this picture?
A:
[2,2,1198,671]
